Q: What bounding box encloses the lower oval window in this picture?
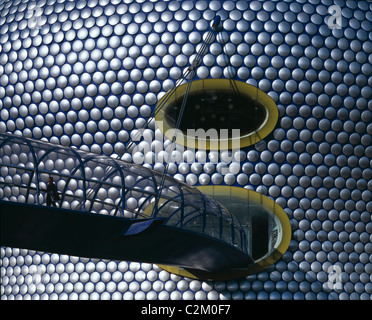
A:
[159,186,292,281]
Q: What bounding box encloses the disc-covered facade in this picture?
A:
[1,0,372,300]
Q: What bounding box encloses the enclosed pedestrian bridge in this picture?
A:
[0,133,290,280]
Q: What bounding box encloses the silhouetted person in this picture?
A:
[46,176,60,207]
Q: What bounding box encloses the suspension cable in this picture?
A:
[79,16,222,213]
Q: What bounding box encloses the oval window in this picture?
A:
[159,186,291,281]
[155,79,278,150]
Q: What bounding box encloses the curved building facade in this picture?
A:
[1,0,372,300]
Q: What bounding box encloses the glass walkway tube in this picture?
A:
[0,133,252,279]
